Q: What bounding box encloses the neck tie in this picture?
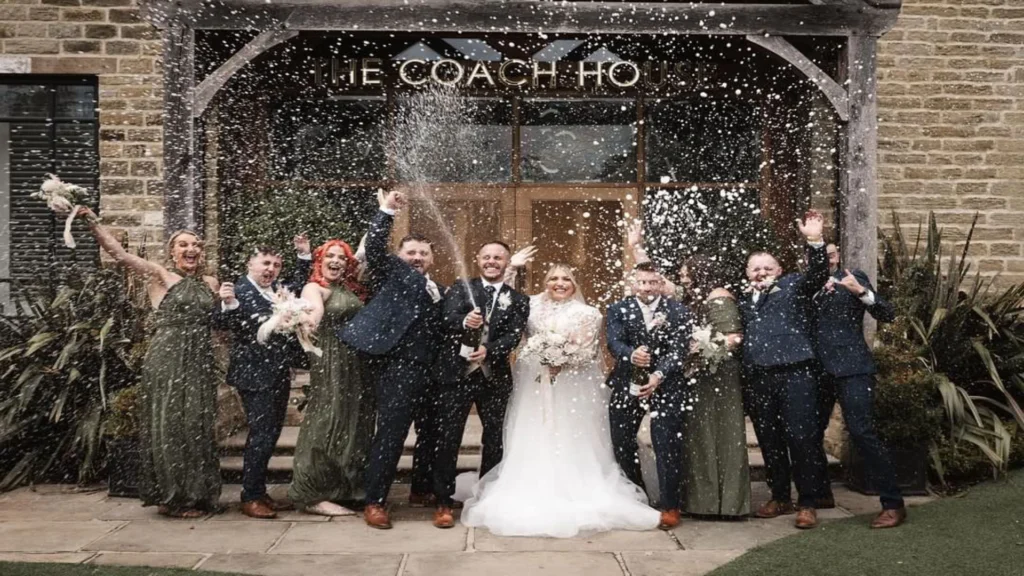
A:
[483,285,497,316]
[425,280,440,303]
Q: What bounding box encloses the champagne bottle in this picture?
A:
[460,308,484,360]
[630,364,648,397]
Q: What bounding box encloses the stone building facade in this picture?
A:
[1,0,1022,283]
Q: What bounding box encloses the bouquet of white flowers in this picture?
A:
[521,331,586,385]
[32,174,90,249]
[689,323,731,375]
[256,287,322,357]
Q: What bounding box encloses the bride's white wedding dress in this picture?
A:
[459,294,660,537]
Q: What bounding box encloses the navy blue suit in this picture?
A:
[606,296,693,510]
[431,278,529,506]
[813,269,903,509]
[341,210,447,505]
[213,258,311,503]
[740,243,830,508]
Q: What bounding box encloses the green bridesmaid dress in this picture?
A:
[289,285,374,509]
[138,273,222,512]
[681,296,751,517]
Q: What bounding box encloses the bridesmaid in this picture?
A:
[678,255,750,518]
[79,207,222,518]
[288,240,374,516]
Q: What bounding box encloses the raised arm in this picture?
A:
[79,207,170,283]
[282,233,313,294]
[442,282,474,334]
[300,283,327,329]
[794,211,829,298]
[844,269,896,324]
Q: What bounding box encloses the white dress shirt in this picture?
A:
[636,296,662,330]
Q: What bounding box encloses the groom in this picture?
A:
[430,241,529,529]
[607,262,693,530]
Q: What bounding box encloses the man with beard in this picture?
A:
[341,189,447,530]
[740,211,830,529]
[429,241,530,529]
[216,237,312,519]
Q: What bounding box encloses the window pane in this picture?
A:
[520,99,636,183]
[395,97,512,183]
[270,98,387,181]
[56,85,97,119]
[645,98,761,184]
[0,85,49,118]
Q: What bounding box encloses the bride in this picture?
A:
[459,263,660,537]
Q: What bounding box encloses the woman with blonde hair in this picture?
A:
[461,263,660,537]
[79,207,223,518]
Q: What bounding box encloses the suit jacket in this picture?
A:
[340,210,447,366]
[605,296,694,392]
[740,244,829,368]
[813,269,895,378]
[432,277,529,386]
[213,258,312,392]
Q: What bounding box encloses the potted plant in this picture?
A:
[104,386,140,498]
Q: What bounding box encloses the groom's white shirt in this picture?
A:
[636,296,661,330]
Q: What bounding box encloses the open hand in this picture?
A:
[837,269,865,296]
[631,345,651,368]
[293,233,311,256]
[510,245,537,268]
[627,220,644,249]
[796,210,824,243]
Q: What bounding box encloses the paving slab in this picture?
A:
[0,490,118,521]
[84,521,289,554]
[0,521,122,553]
[271,520,467,554]
[201,552,402,576]
[88,552,205,568]
[0,552,94,564]
[474,527,678,552]
[96,499,170,521]
[404,551,624,576]
[671,517,800,551]
[623,550,745,576]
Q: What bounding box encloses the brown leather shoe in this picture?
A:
[260,495,293,512]
[658,509,682,530]
[364,504,392,530]
[870,508,907,529]
[755,500,796,519]
[409,492,437,508]
[241,499,277,519]
[433,506,455,529]
[795,507,818,529]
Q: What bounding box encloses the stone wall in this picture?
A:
[0,0,164,255]
[878,0,1024,285]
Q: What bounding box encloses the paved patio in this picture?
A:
[0,482,934,576]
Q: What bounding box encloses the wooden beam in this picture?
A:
[746,34,849,121]
[193,28,298,118]
[162,18,200,234]
[840,34,878,285]
[142,1,901,37]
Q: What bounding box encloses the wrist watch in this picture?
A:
[652,370,665,380]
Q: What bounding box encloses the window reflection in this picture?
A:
[520,99,636,183]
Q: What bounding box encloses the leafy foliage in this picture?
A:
[221,185,375,278]
[876,212,1024,484]
[0,256,150,491]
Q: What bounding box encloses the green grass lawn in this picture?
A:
[710,468,1024,576]
[0,564,241,576]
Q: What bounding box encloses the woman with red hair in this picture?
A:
[288,240,373,516]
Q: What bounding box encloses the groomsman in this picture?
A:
[607,262,693,530]
[812,244,906,529]
[341,189,447,530]
[215,237,312,519]
[429,242,530,529]
[740,211,830,529]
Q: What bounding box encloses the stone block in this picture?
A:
[0,521,122,553]
[622,551,743,576]
[106,40,140,55]
[30,55,116,73]
[63,40,102,53]
[28,6,60,20]
[474,528,678,552]
[121,24,157,40]
[108,8,141,23]
[201,553,402,576]
[126,128,161,142]
[101,178,144,195]
[84,24,117,38]
[16,23,49,37]
[43,0,83,6]
[130,160,160,177]
[3,38,60,54]
[405,552,624,576]
[61,8,104,21]
[0,55,31,73]
[48,23,83,38]
[83,0,134,6]
[88,552,204,569]
[84,521,289,554]
[0,6,30,20]
[119,57,153,74]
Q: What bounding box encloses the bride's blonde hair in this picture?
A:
[543,263,585,303]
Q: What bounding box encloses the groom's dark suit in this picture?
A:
[431,277,529,507]
[740,243,830,509]
[341,209,447,506]
[213,258,311,504]
[606,296,693,510]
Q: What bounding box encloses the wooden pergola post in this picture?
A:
[162,14,199,235]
